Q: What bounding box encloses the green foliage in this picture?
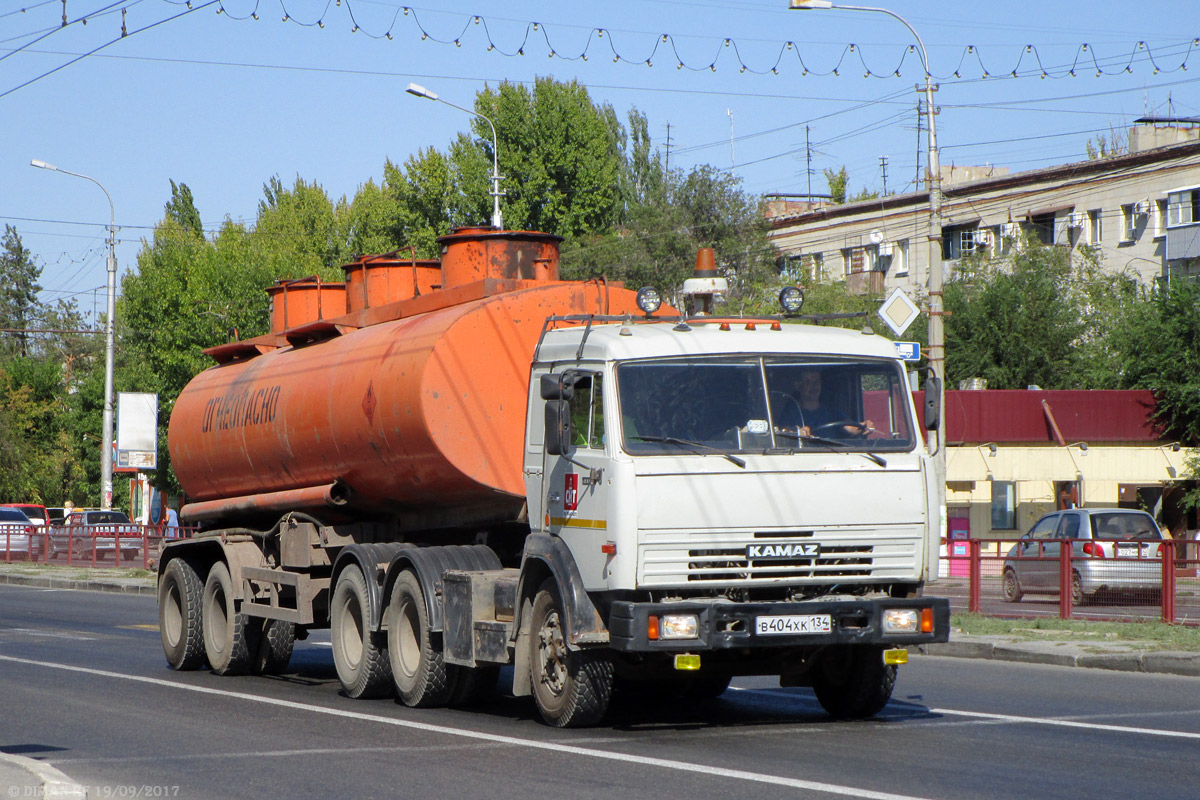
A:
[942,239,1130,390]
[470,78,625,237]
[0,225,43,358]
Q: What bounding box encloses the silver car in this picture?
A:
[1002,508,1167,605]
[0,506,38,560]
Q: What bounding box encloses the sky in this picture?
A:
[3,0,1198,326]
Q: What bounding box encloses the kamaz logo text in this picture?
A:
[746,543,819,559]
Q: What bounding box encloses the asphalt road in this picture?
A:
[2,584,1198,800]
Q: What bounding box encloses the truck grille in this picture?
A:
[637,528,921,587]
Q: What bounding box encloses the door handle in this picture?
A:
[548,492,561,503]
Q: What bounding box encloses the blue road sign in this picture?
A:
[894,341,921,361]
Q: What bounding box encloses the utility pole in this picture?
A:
[727,109,735,174]
[805,125,813,199]
[879,155,889,196]
[665,122,673,173]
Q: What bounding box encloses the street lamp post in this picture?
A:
[788,0,947,539]
[406,82,504,230]
[31,159,118,511]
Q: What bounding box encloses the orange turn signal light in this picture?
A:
[601,541,616,555]
[921,607,934,633]
[648,615,659,640]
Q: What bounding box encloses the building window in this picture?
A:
[1029,213,1057,245]
[1155,199,1168,238]
[990,481,1016,530]
[1088,209,1102,244]
[842,247,867,275]
[942,225,988,260]
[1167,188,1199,227]
[807,252,824,282]
[778,254,805,282]
[891,240,908,276]
[1121,204,1137,242]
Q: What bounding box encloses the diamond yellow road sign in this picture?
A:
[877,288,920,337]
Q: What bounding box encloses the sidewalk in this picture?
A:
[1,564,1198,794]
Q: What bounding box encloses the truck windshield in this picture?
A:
[617,356,915,456]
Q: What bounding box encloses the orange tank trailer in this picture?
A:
[169,229,641,526]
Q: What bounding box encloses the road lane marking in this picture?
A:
[0,653,930,800]
[730,687,1200,740]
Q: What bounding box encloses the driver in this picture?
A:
[776,369,873,438]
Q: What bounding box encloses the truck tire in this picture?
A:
[386,571,452,707]
[811,645,895,720]
[530,579,613,728]
[159,558,206,671]
[331,566,393,699]
[1001,568,1023,602]
[202,561,258,676]
[253,619,295,675]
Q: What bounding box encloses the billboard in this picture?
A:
[117,392,158,471]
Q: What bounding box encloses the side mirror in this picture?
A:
[545,399,572,456]
[923,374,942,431]
[540,373,575,401]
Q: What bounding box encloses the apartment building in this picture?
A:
[768,123,1200,295]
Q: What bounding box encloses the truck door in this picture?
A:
[542,370,611,588]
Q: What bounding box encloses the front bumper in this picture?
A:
[608,596,950,652]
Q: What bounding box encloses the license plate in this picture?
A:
[755,614,833,636]
[1115,543,1140,558]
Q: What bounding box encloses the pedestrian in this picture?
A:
[164,506,180,538]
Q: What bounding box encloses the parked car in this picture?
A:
[1002,508,1167,605]
[7,504,49,527]
[52,509,144,561]
[0,506,39,560]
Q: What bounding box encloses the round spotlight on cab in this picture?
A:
[636,286,662,316]
[779,286,804,315]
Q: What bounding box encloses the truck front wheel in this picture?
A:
[529,579,613,728]
[810,645,896,720]
[331,566,393,698]
[159,558,205,670]
[386,571,452,707]
[202,562,258,676]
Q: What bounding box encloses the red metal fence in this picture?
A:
[0,524,195,570]
[938,538,1200,625]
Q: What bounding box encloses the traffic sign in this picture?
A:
[877,288,920,336]
[894,341,921,361]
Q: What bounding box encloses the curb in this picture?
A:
[0,572,155,596]
[917,639,1200,675]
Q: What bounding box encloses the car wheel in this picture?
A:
[1070,571,1088,606]
[1001,568,1023,602]
[386,570,451,707]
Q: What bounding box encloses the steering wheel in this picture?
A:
[811,419,869,438]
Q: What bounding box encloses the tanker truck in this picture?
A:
[156,227,949,727]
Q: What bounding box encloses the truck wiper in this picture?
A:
[774,431,887,467]
[630,436,746,468]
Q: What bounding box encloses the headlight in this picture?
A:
[882,608,919,634]
[659,613,699,640]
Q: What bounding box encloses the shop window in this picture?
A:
[990,481,1016,530]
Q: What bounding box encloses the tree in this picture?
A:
[466,78,625,237]
[942,238,1124,390]
[0,225,43,357]
[165,181,204,238]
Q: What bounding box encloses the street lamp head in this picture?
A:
[31,158,57,171]
[406,82,438,101]
[788,0,834,8]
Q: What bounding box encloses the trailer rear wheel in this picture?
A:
[331,566,393,698]
[530,579,613,728]
[386,571,452,707]
[202,561,258,676]
[810,645,895,720]
[253,619,295,675]
[159,558,205,670]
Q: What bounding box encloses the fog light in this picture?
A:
[882,608,919,634]
[636,286,662,315]
[674,653,701,671]
[883,648,909,665]
[660,614,699,640]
